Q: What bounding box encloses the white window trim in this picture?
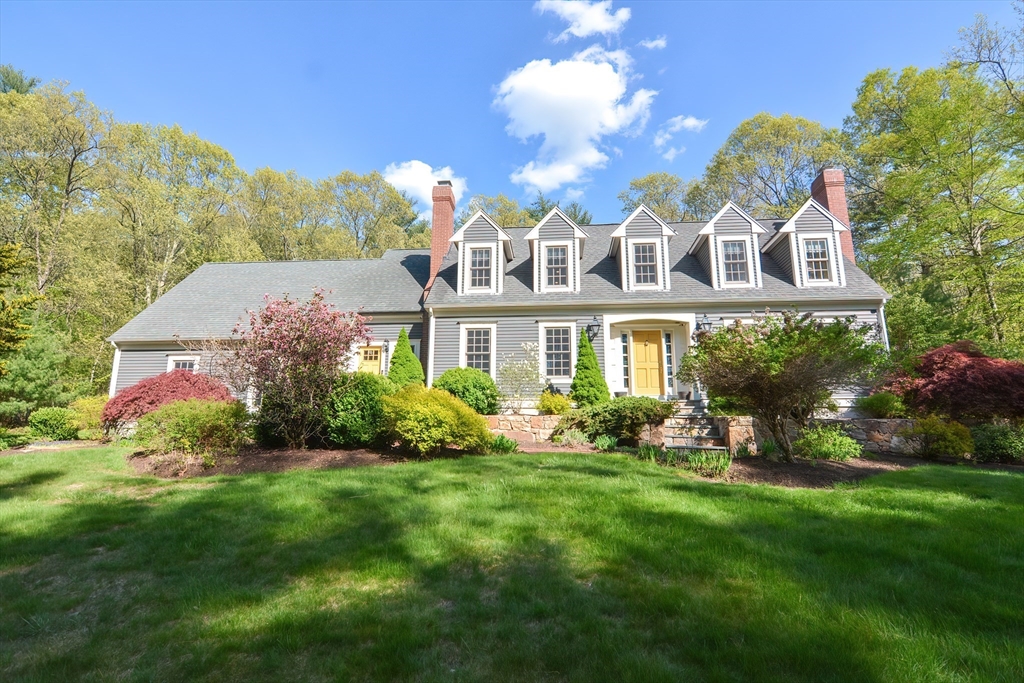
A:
[540,240,574,293]
[538,321,577,380]
[716,236,755,289]
[459,323,497,378]
[167,355,200,373]
[798,233,838,286]
[463,243,497,295]
[628,238,663,291]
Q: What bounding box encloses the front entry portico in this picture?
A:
[604,315,695,400]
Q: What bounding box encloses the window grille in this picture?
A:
[546,246,569,288]
[465,328,491,373]
[633,243,658,285]
[545,327,572,376]
[470,248,491,288]
[804,239,831,281]
[722,240,749,283]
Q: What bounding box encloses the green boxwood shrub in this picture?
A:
[134,399,249,456]
[538,390,572,415]
[323,372,398,447]
[557,396,674,443]
[569,329,609,407]
[971,423,1024,463]
[855,391,908,418]
[387,328,425,387]
[28,407,78,441]
[0,427,31,450]
[382,385,492,457]
[900,417,974,460]
[793,424,862,461]
[433,367,500,414]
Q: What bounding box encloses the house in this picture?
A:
[108,168,889,410]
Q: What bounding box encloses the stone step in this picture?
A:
[666,444,729,453]
[665,416,716,428]
[664,435,726,448]
[665,426,720,438]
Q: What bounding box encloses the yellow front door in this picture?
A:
[358,346,381,374]
[632,331,663,396]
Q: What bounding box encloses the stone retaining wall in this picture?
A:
[486,414,561,444]
[814,418,916,454]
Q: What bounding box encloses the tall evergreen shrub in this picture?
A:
[570,329,609,406]
[388,328,424,386]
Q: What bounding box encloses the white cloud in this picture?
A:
[564,187,585,201]
[383,160,468,220]
[494,45,656,192]
[638,36,667,50]
[653,114,708,161]
[534,0,631,42]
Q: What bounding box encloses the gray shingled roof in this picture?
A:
[109,249,429,342]
[424,220,888,308]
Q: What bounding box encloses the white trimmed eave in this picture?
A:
[699,201,769,236]
[450,210,515,259]
[608,204,676,256]
[524,206,590,241]
[763,198,849,253]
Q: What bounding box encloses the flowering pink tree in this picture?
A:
[234,289,371,448]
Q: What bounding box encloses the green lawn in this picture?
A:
[1,448,1022,682]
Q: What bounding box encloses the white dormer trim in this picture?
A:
[525,206,589,241]
[449,210,515,260]
[457,243,501,295]
[692,201,768,242]
[715,235,761,289]
[610,204,676,250]
[625,238,667,291]
[762,198,849,253]
[762,198,849,288]
[688,202,766,290]
[538,240,576,294]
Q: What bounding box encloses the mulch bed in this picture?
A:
[719,453,920,488]
[128,446,402,479]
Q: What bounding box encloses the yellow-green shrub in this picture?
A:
[134,399,250,456]
[383,385,492,457]
[70,395,108,431]
[538,391,571,415]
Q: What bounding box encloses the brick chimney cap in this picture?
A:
[437,180,452,186]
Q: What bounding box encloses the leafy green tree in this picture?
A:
[678,312,883,461]
[845,63,1023,356]
[387,328,424,386]
[618,172,694,221]
[689,113,843,219]
[526,192,559,223]
[570,329,609,407]
[456,193,532,228]
[0,244,40,379]
[324,170,418,257]
[0,65,38,94]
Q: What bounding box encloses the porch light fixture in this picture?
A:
[382,339,390,355]
[698,314,712,331]
[585,316,601,341]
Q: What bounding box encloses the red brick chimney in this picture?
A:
[811,168,856,263]
[427,180,455,290]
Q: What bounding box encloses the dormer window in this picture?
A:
[722,241,749,283]
[633,243,659,286]
[803,239,831,281]
[545,245,569,288]
[470,247,492,289]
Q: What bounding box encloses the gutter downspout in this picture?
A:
[427,307,436,387]
[878,301,891,352]
[108,343,121,398]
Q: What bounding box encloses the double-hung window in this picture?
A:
[722,240,749,283]
[546,246,568,288]
[464,328,492,374]
[633,243,658,286]
[544,327,572,377]
[804,239,831,282]
[469,248,491,289]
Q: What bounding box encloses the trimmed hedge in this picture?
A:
[134,399,249,456]
[103,370,233,432]
[29,407,78,441]
[433,367,500,415]
[323,372,398,447]
[383,385,492,457]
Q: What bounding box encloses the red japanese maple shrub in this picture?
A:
[102,370,233,432]
[905,341,1024,420]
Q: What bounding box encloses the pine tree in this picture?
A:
[388,327,424,386]
[570,328,609,406]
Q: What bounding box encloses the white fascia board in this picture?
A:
[687,233,709,256]
[610,204,677,239]
[700,201,768,236]
[524,206,590,241]
[778,198,851,236]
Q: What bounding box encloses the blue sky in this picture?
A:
[1,0,1015,222]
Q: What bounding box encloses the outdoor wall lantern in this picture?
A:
[585,316,601,341]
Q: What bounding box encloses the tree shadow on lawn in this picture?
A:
[0,469,65,500]
[2,458,1022,682]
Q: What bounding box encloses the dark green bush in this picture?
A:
[900,417,974,460]
[28,407,78,441]
[387,328,425,387]
[136,400,247,455]
[134,399,250,456]
[793,424,862,461]
[0,427,31,450]
[707,393,745,416]
[855,391,908,418]
[323,373,398,447]
[489,434,520,454]
[971,423,1024,463]
[569,329,609,407]
[433,367,500,415]
[557,396,674,442]
[382,385,492,457]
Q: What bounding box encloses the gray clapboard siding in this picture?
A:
[794,204,833,232]
[695,240,713,283]
[623,211,664,237]
[114,348,180,393]
[431,314,605,383]
[767,234,794,282]
[464,216,499,241]
[538,214,576,239]
[715,206,753,234]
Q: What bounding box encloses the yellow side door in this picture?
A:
[358,346,381,374]
[631,331,663,396]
